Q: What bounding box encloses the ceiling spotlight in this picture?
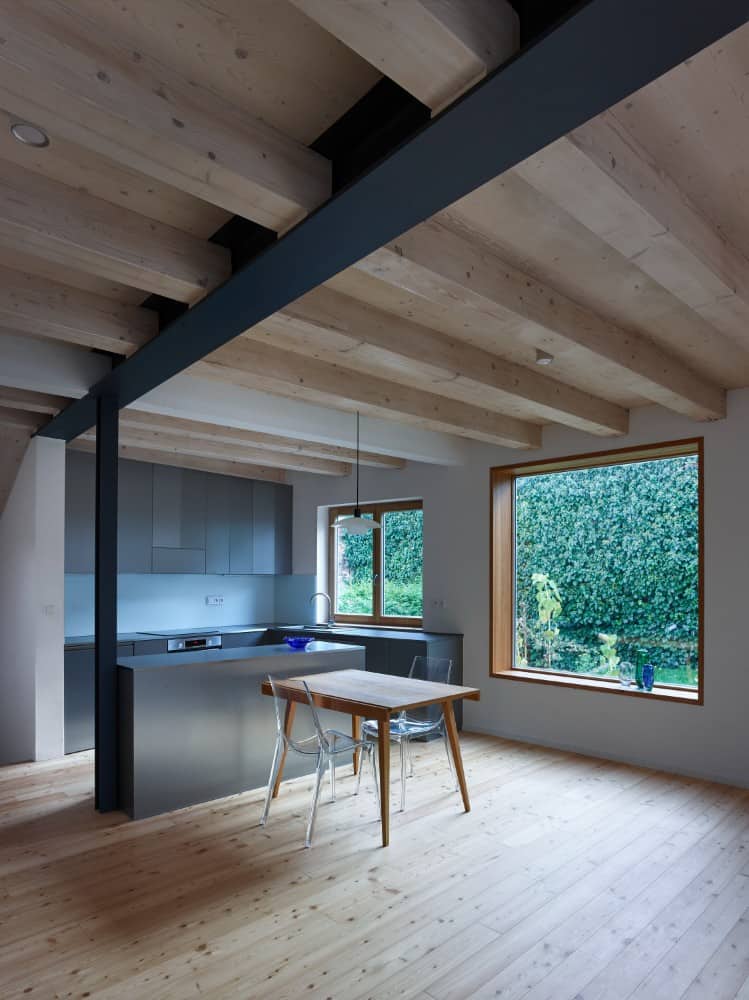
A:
[10,121,50,148]
[535,348,554,366]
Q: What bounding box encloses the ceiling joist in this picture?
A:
[0,385,69,415]
[197,339,542,448]
[0,2,331,232]
[69,437,287,484]
[121,409,406,470]
[270,286,629,436]
[290,0,519,114]
[0,161,230,303]
[357,221,726,421]
[0,265,157,355]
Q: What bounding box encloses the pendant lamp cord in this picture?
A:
[355,411,360,508]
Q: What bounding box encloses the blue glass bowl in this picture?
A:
[283,635,314,650]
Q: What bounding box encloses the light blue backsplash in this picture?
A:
[65,574,275,635]
[274,574,317,624]
[64,573,318,636]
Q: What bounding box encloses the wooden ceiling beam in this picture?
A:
[0,2,331,232]
[0,405,45,432]
[566,112,749,308]
[0,162,229,304]
[121,409,406,470]
[0,265,157,355]
[196,340,541,448]
[109,424,352,477]
[69,438,286,484]
[357,222,726,421]
[290,0,519,113]
[273,286,629,436]
[0,385,69,415]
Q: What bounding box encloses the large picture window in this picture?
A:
[491,440,703,703]
[328,500,423,626]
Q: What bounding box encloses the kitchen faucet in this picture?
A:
[310,591,334,627]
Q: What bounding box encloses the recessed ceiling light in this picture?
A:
[10,121,50,148]
[535,348,554,366]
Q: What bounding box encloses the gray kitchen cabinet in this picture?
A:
[64,643,134,753]
[220,630,266,649]
[152,547,206,573]
[118,459,153,573]
[253,482,292,575]
[229,478,254,574]
[152,466,206,573]
[65,451,95,573]
[205,474,232,575]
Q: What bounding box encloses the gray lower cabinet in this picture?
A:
[220,631,267,649]
[64,643,134,754]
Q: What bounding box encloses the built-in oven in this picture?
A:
[166,635,222,653]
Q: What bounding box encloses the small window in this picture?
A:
[329,500,423,626]
[491,440,703,703]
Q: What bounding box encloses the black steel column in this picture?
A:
[94,394,119,811]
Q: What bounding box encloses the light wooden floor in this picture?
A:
[1,735,748,1000]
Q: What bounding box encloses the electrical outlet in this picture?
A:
[430,599,446,609]
[205,595,224,607]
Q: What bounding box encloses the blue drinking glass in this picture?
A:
[642,663,655,691]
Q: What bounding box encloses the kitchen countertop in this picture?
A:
[66,623,462,650]
[118,640,365,671]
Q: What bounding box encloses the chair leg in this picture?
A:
[305,754,327,848]
[260,737,283,827]
[329,755,336,802]
[443,725,458,791]
[370,745,380,812]
[407,738,414,777]
[399,739,406,812]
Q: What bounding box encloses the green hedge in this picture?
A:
[515,455,699,679]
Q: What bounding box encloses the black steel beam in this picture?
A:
[39,0,749,443]
[94,395,119,812]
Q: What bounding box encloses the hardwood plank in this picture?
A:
[2,738,746,1000]
[68,438,285,483]
[0,264,157,355]
[0,1,332,231]
[197,340,543,448]
[0,160,230,303]
[290,0,519,113]
[357,221,726,420]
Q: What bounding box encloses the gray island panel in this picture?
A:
[118,641,365,819]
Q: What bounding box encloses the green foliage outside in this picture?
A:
[336,509,423,617]
[515,456,699,687]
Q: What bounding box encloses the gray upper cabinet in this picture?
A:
[228,478,254,575]
[118,459,153,573]
[65,452,292,577]
[253,482,292,575]
[65,451,95,573]
[205,474,232,575]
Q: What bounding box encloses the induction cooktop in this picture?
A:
[143,628,222,638]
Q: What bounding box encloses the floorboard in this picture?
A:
[0,735,747,1000]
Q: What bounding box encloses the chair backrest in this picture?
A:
[267,674,328,753]
[405,655,453,724]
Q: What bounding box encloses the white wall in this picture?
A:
[289,391,749,789]
[0,437,65,764]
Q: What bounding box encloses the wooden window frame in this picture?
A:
[490,438,704,705]
[328,499,423,627]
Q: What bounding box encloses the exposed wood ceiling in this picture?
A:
[0,0,748,508]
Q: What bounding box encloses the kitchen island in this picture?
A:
[118,641,365,819]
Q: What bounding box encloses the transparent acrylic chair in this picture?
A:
[260,674,379,847]
[356,655,456,811]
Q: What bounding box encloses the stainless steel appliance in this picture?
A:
[143,629,223,653]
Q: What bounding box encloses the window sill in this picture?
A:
[493,668,701,705]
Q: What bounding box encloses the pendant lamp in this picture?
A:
[334,412,380,534]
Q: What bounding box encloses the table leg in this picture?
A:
[443,700,470,812]
[272,700,296,799]
[352,714,361,775]
[376,711,390,847]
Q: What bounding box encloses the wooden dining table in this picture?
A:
[261,668,481,846]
